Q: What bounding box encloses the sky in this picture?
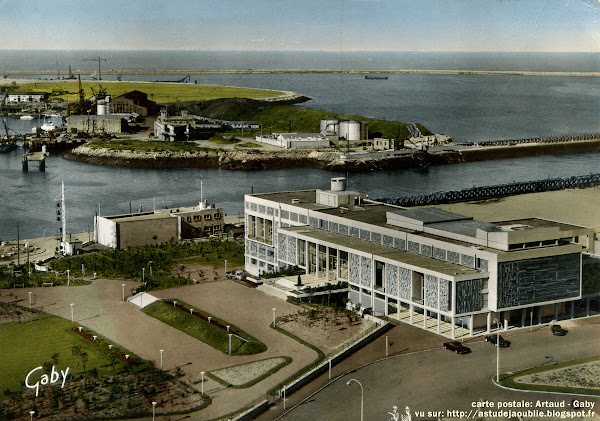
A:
[0,0,599,52]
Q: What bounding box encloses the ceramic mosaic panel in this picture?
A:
[309,217,318,228]
[408,241,420,254]
[455,279,482,314]
[329,222,338,233]
[425,274,438,308]
[385,264,399,297]
[350,227,360,238]
[288,237,297,265]
[447,251,460,265]
[461,254,476,269]
[439,279,451,312]
[383,235,394,248]
[278,233,287,261]
[250,202,257,211]
[339,224,349,235]
[421,244,433,257]
[320,219,329,230]
[258,205,265,214]
[299,214,307,224]
[394,238,406,250]
[290,212,298,222]
[477,258,488,271]
[266,207,274,216]
[399,267,411,300]
[349,253,360,284]
[433,247,446,261]
[361,257,372,287]
[371,232,382,245]
[360,229,370,241]
[281,210,289,219]
[258,244,266,257]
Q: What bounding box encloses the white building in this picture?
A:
[255,133,330,149]
[6,92,48,103]
[244,177,597,338]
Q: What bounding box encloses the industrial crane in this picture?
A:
[82,57,107,80]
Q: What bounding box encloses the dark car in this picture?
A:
[551,324,568,336]
[443,341,471,354]
[485,335,511,347]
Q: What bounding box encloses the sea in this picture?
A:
[1,50,599,239]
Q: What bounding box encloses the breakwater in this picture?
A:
[63,137,600,172]
[377,173,600,207]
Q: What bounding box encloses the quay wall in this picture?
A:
[62,138,600,172]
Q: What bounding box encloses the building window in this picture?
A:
[204,214,212,220]
[194,215,200,221]
[214,213,221,219]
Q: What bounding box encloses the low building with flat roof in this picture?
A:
[244,177,596,338]
[67,115,129,134]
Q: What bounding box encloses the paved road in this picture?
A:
[276,318,600,421]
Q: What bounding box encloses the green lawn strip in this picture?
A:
[0,314,151,394]
[266,324,326,396]
[206,356,292,389]
[143,300,267,355]
[499,355,600,395]
[11,81,283,103]
[47,241,244,291]
[87,139,211,152]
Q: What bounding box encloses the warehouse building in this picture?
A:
[96,201,224,249]
[244,177,597,338]
[5,92,48,103]
[66,115,129,134]
[110,90,157,116]
[255,133,330,149]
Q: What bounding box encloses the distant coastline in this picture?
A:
[5,69,600,77]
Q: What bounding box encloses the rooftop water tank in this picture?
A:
[331,177,347,191]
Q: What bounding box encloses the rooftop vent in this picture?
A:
[291,199,301,204]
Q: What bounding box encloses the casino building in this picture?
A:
[244,178,596,338]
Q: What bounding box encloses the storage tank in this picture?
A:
[330,177,347,191]
[339,120,361,141]
[97,96,111,115]
[320,119,339,134]
[360,121,369,140]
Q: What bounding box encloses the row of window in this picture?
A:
[184,213,221,222]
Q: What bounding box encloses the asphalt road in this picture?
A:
[277,318,600,421]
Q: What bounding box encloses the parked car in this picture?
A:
[485,335,511,347]
[551,324,568,336]
[443,341,471,354]
[226,270,246,281]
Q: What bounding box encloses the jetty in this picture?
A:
[22,152,46,171]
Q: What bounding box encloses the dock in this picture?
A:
[22,152,46,171]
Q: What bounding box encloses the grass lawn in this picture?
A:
[499,355,600,395]
[87,139,212,152]
[175,246,245,268]
[0,314,148,393]
[11,81,283,103]
[144,300,266,355]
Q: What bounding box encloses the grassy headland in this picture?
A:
[8,81,284,103]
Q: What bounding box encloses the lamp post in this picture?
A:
[142,267,145,282]
[152,401,157,421]
[272,308,276,328]
[149,261,153,277]
[493,318,500,382]
[122,283,125,301]
[67,269,70,286]
[346,378,364,421]
[29,410,35,421]
[70,303,74,322]
[160,349,164,370]
[28,291,32,309]
[201,371,205,394]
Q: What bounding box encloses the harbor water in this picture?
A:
[1,51,600,239]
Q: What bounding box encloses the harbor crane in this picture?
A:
[82,57,107,80]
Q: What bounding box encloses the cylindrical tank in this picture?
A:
[339,120,361,141]
[330,177,347,192]
[320,119,339,133]
[360,121,369,140]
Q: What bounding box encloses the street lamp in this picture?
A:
[346,378,364,421]
[493,318,500,382]
[29,410,35,421]
[272,308,276,328]
[122,283,125,301]
[142,267,145,282]
[28,291,32,309]
[201,371,205,394]
[70,303,74,322]
[149,261,153,277]
[160,349,164,370]
[152,401,157,421]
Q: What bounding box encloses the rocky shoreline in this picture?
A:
[63,139,600,172]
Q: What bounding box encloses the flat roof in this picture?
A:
[282,226,482,278]
[492,218,590,232]
[102,212,173,222]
